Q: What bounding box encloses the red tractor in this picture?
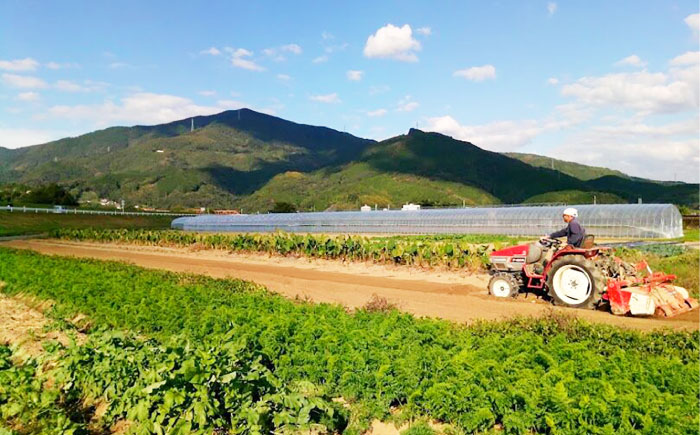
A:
[487,237,697,317]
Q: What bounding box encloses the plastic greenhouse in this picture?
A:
[171,204,683,239]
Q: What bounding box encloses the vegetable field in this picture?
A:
[51,229,521,270]
[0,212,172,238]
[1,247,698,434]
[50,228,699,297]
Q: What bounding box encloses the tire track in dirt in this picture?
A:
[2,239,698,331]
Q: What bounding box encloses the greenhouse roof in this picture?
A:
[172,203,683,239]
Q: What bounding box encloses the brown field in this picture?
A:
[3,239,697,331]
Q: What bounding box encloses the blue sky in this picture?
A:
[1,0,698,181]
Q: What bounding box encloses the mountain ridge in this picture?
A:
[0,109,697,209]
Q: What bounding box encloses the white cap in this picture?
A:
[563,207,578,217]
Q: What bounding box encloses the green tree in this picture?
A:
[269,201,297,213]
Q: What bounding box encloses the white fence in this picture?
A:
[0,205,194,217]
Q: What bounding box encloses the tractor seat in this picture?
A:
[581,235,595,249]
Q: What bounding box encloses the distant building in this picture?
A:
[100,198,118,207]
[360,204,372,212]
[402,203,421,211]
[213,209,241,215]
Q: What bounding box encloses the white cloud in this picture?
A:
[45,61,79,70]
[396,95,419,112]
[54,80,100,93]
[201,47,221,56]
[550,118,700,182]
[53,80,106,93]
[312,55,328,64]
[281,44,302,54]
[309,93,341,103]
[416,27,432,36]
[277,74,292,81]
[367,108,387,117]
[346,70,364,81]
[547,77,560,86]
[424,104,588,151]
[16,91,40,102]
[262,48,285,62]
[614,54,646,67]
[685,13,699,34]
[561,67,698,114]
[589,119,698,138]
[216,99,281,115]
[425,116,544,151]
[453,64,496,81]
[0,58,39,72]
[108,62,131,69]
[364,24,421,62]
[369,85,390,95]
[262,44,303,62]
[670,51,700,66]
[198,90,217,97]
[324,42,349,54]
[55,80,83,92]
[547,2,557,16]
[229,48,265,71]
[1,73,48,89]
[0,127,71,149]
[46,92,227,126]
[216,99,246,110]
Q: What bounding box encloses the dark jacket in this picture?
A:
[550,218,586,247]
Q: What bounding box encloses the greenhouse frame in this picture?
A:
[172,204,683,239]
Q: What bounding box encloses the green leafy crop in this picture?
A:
[51,228,514,271]
[0,248,698,434]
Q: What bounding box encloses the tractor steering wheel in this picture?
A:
[539,237,563,248]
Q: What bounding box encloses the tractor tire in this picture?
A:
[488,273,520,298]
[546,255,605,309]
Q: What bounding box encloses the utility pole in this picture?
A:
[191,118,194,132]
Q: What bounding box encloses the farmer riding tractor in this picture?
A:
[487,208,698,317]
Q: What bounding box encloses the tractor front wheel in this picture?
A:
[488,273,520,298]
[547,256,604,309]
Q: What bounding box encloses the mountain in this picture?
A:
[359,129,590,203]
[1,109,697,210]
[585,176,698,205]
[505,152,628,181]
[237,163,500,212]
[239,128,697,211]
[504,152,697,205]
[236,128,586,212]
[0,109,374,208]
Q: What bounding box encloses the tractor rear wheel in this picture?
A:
[488,273,520,298]
[547,256,605,309]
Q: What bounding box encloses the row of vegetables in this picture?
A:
[50,229,517,270]
[1,247,698,434]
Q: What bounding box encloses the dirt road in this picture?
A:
[3,239,698,331]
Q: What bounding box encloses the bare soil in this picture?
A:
[0,290,84,359]
[2,239,698,331]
